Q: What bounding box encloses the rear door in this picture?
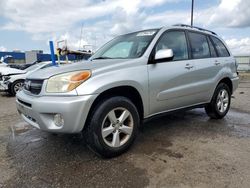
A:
[187,32,232,103]
[210,36,233,71]
[185,31,221,103]
[148,30,199,115]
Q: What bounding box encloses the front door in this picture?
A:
[148,30,198,116]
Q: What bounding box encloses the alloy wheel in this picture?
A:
[101,107,134,148]
[216,89,229,113]
[14,82,24,93]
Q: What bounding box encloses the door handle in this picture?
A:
[214,60,220,65]
[185,64,194,69]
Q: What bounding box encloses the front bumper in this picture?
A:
[16,90,98,133]
[0,81,9,91]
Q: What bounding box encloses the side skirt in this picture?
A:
[143,103,207,124]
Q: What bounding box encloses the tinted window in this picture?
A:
[208,37,217,57]
[155,31,188,61]
[188,32,210,59]
[211,36,230,57]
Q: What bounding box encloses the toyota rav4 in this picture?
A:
[16,25,239,157]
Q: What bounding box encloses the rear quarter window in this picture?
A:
[210,36,230,57]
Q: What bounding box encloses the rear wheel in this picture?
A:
[85,96,139,158]
[205,83,231,119]
[9,80,24,96]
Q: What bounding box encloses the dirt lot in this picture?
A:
[0,77,250,188]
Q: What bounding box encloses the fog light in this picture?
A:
[54,114,64,127]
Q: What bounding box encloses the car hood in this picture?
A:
[0,63,8,67]
[0,67,26,76]
[27,59,139,80]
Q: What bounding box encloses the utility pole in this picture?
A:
[191,0,194,27]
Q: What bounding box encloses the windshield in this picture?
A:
[91,29,159,60]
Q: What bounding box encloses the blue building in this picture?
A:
[0,50,91,64]
[0,51,25,64]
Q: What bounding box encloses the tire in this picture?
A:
[9,80,24,96]
[205,83,231,119]
[85,96,139,158]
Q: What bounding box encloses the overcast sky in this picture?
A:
[0,0,249,55]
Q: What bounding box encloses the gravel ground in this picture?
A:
[0,77,250,188]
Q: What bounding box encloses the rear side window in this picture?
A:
[208,37,217,57]
[155,31,188,61]
[211,36,230,57]
[188,32,210,59]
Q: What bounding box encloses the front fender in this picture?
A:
[76,65,149,115]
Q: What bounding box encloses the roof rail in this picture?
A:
[173,24,217,35]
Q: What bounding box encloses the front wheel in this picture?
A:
[9,80,24,96]
[85,96,139,158]
[205,83,231,119]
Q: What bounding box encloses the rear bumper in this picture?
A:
[16,90,98,133]
[231,76,239,93]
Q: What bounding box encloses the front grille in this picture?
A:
[24,79,43,95]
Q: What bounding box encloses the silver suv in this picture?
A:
[16,25,239,157]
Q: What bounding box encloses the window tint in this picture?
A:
[211,36,230,57]
[208,37,217,57]
[188,32,210,59]
[155,31,188,61]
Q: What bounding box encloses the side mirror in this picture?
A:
[154,49,174,62]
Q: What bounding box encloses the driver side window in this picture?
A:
[156,31,188,61]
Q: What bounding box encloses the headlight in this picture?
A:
[46,70,91,93]
[3,76,11,81]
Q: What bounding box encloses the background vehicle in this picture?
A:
[0,62,8,67]
[0,55,13,67]
[1,62,56,95]
[16,25,239,157]
[8,61,41,70]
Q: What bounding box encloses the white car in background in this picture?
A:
[0,55,13,67]
[0,62,56,95]
[0,62,8,67]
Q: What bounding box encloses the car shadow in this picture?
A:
[0,91,13,97]
[7,108,228,160]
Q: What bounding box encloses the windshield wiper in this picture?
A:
[91,56,113,60]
